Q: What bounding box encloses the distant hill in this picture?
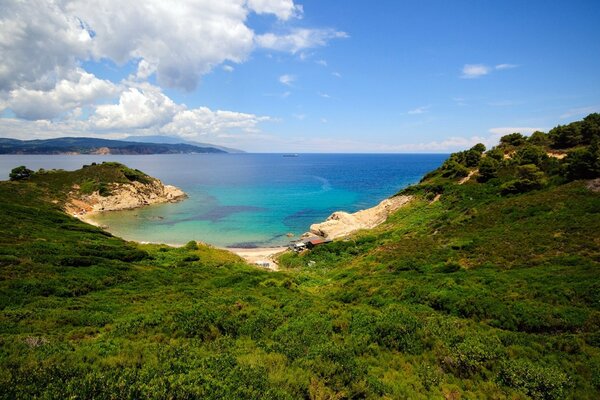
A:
[0,137,228,155]
[124,135,245,153]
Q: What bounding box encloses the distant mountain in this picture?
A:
[0,137,228,155]
[123,135,245,153]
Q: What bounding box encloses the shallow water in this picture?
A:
[0,153,447,247]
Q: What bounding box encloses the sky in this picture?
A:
[1,0,599,153]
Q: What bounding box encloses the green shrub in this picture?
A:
[478,157,500,182]
[9,166,34,181]
[374,306,423,353]
[498,359,569,400]
[564,139,600,180]
[500,133,526,147]
[501,164,547,195]
[515,145,548,167]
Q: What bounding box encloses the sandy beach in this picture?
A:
[227,247,288,271]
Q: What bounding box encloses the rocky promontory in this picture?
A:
[306,195,413,240]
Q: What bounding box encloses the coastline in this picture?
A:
[70,185,413,271]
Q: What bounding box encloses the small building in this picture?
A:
[304,237,332,249]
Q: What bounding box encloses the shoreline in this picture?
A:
[72,191,413,271]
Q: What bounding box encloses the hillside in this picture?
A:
[0,137,227,155]
[0,115,599,399]
[123,135,245,153]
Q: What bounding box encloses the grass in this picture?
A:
[0,145,599,398]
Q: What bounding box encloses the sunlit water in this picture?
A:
[0,154,447,247]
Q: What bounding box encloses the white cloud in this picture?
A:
[318,92,331,99]
[332,72,342,78]
[0,0,91,91]
[461,64,491,79]
[315,59,328,66]
[407,105,429,115]
[488,127,544,136]
[161,107,271,137]
[6,69,118,120]
[246,0,303,21]
[279,74,296,86]
[256,28,348,54]
[461,63,518,79]
[222,65,235,72]
[0,0,323,93]
[136,59,157,80]
[495,63,517,70]
[90,85,182,130]
[559,105,600,119]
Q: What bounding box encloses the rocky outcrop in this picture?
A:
[65,179,186,217]
[307,195,412,240]
[587,178,600,192]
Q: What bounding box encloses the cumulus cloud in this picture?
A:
[6,69,118,120]
[0,0,91,91]
[1,0,341,93]
[246,0,302,20]
[90,85,182,130]
[256,28,348,53]
[161,107,271,137]
[222,65,235,72]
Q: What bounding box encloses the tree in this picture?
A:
[514,145,548,167]
[581,113,600,144]
[471,143,486,153]
[564,138,600,180]
[528,131,549,146]
[486,148,505,161]
[478,157,500,182]
[9,166,34,181]
[441,160,469,179]
[500,164,547,195]
[548,122,582,149]
[500,133,526,147]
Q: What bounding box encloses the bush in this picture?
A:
[549,122,583,149]
[500,133,526,147]
[528,131,550,146]
[500,164,547,195]
[441,160,469,179]
[478,157,500,182]
[514,145,548,167]
[9,166,34,181]
[447,335,503,377]
[374,306,423,353]
[498,359,569,400]
[563,139,600,180]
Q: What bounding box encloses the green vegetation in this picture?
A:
[0,115,599,398]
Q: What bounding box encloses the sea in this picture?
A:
[0,154,447,247]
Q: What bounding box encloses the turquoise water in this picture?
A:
[0,154,447,247]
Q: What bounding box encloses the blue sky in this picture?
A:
[1,0,599,152]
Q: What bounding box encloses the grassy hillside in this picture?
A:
[0,116,599,399]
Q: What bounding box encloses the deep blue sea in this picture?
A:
[0,154,447,247]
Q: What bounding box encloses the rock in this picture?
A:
[307,195,412,240]
[587,178,600,192]
[65,178,187,216]
[286,233,294,237]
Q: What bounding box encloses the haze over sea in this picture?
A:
[0,154,446,247]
